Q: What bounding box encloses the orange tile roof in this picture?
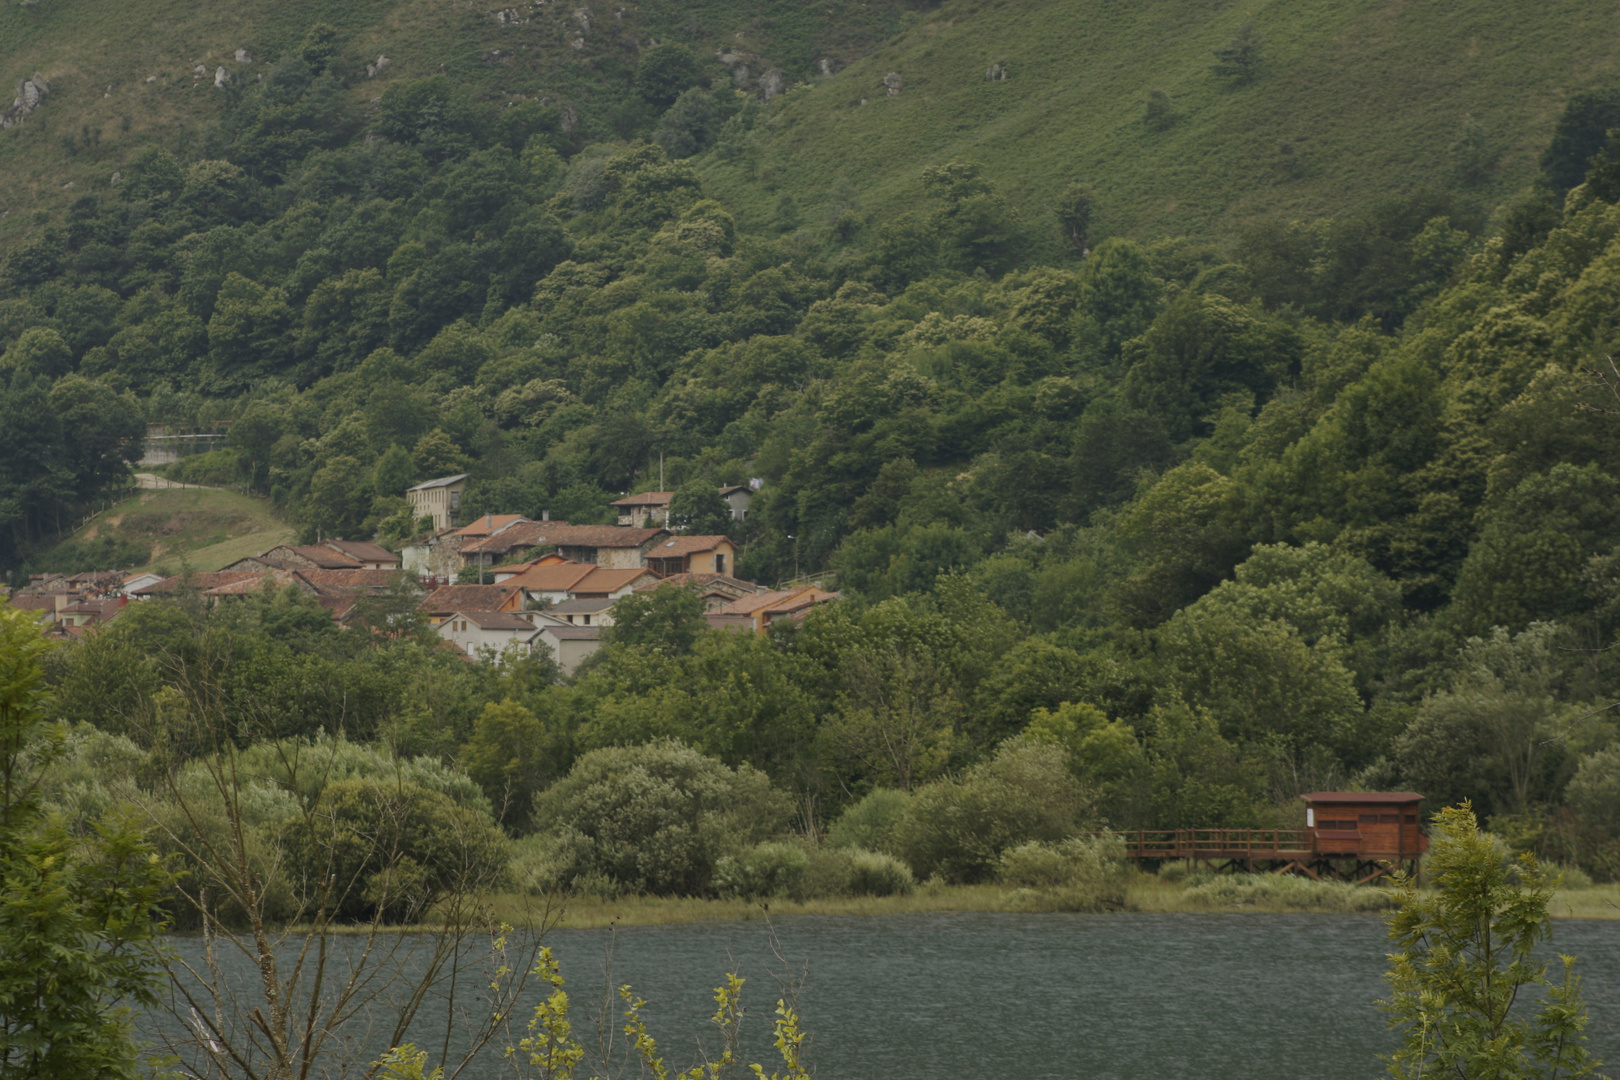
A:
[321,539,399,563]
[503,560,596,592]
[133,571,264,596]
[453,514,528,538]
[610,491,674,507]
[570,568,657,594]
[712,587,837,617]
[646,535,733,557]
[419,584,522,613]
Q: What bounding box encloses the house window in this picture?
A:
[1379,814,1399,824]
[715,553,726,574]
[1359,813,1378,824]
[583,614,591,625]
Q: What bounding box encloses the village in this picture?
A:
[2,474,838,674]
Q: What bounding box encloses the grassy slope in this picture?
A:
[0,0,910,238]
[72,486,293,573]
[700,0,1620,245]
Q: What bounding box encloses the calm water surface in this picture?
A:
[159,913,1620,1080]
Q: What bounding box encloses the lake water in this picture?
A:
[155,913,1620,1080]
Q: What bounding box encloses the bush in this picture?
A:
[997,835,1128,912]
[895,737,1093,883]
[282,778,510,922]
[530,739,790,895]
[1179,873,1395,912]
[827,788,911,854]
[713,841,809,900]
[844,848,916,897]
[713,842,915,900]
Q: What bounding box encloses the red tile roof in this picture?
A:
[646,535,733,557]
[321,539,399,563]
[610,491,674,507]
[502,560,596,593]
[132,571,264,596]
[419,584,522,613]
[570,568,657,595]
[453,514,529,538]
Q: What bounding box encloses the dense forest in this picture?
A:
[6,11,1620,908]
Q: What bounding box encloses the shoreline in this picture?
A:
[479,879,1620,931]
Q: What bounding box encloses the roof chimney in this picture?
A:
[486,514,493,529]
[542,509,549,521]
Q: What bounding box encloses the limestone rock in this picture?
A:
[146,75,157,83]
[1,73,49,129]
[985,63,1007,81]
[882,71,902,96]
[758,68,785,100]
[559,104,578,131]
[365,55,391,78]
[572,8,591,30]
[235,48,252,63]
[214,66,230,89]
[194,64,207,75]
[569,35,585,50]
[818,57,836,76]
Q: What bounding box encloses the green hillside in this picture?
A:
[700,0,1620,242]
[32,485,293,574]
[0,0,912,236]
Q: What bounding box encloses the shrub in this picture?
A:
[1180,873,1395,913]
[713,841,809,900]
[844,848,915,897]
[281,779,510,922]
[895,737,1092,883]
[997,835,1128,912]
[826,788,911,854]
[713,842,915,900]
[530,739,790,895]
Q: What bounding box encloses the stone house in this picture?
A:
[707,586,839,634]
[405,474,470,531]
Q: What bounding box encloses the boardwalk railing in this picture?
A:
[1105,828,1311,861]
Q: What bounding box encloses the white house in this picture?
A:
[434,609,560,663]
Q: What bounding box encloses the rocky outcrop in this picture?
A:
[985,63,1008,81]
[758,68,785,100]
[235,48,252,64]
[366,55,391,78]
[1,73,49,129]
[883,71,902,96]
[215,66,230,89]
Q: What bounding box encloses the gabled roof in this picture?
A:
[717,485,751,497]
[547,596,617,614]
[504,560,597,593]
[1301,791,1425,804]
[321,539,398,563]
[297,568,407,593]
[453,514,528,538]
[544,525,665,549]
[610,491,674,508]
[132,571,264,596]
[267,545,365,570]
[536,624,603,641]
[448,610,540,632]
[205,571,308,596]
[633,572,759,594]
[418,583,521,613]
[407,474,469,491]
[712,586,837,617]
[647,535,733,557]
[570,568,657,595]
